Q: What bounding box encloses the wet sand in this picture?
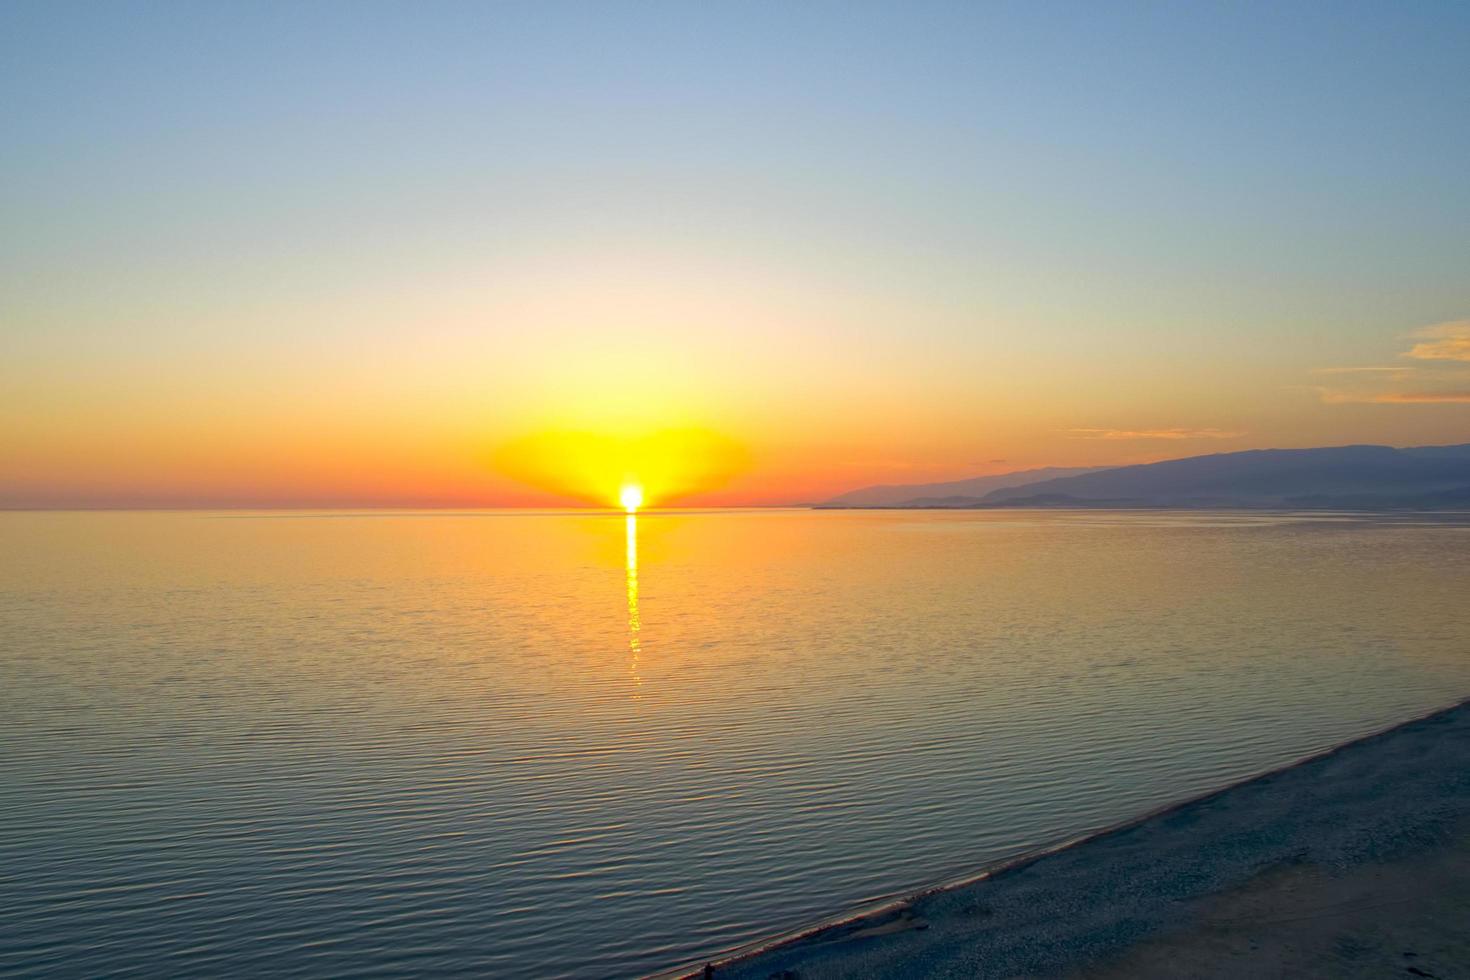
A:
[687,699,1470,980]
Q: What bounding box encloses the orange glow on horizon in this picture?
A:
[492,427,749,508]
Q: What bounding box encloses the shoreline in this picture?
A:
[660,696,1470,979]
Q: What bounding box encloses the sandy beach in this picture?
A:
[690,699,1470,980]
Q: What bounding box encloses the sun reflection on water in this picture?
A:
[625,513,641,695]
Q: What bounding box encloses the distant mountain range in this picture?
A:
[822,466,1103,507]
[819,443,1470,510]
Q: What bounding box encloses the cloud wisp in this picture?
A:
[1313,320,1470,405]
[1403,321,1470,363]
[1310,366,1412,378]
[1066,428,1245,441]
[1339,391,1470,404]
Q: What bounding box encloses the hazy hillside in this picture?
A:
[980,443,1470,509]
[821,466,1102,507]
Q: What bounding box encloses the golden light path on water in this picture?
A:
[625,512,641,696]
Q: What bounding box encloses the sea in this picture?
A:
[3,509,1469,977]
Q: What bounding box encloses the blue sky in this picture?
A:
[2,1,1468,505]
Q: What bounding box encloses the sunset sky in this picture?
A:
[3,2,1468,507]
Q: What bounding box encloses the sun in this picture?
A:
[619,483,644,512]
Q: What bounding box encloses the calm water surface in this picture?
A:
[3,509,1469,977]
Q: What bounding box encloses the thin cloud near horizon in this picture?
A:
[1403,321,1470,363]
[1312,320,1470,405]
[1066,428,1246,441]
[1329,391,1470,405]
